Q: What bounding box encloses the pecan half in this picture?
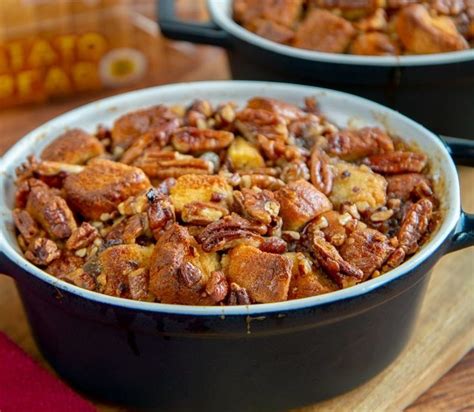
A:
[182,201,229,225]
[106,213,148,245]
[46,251,84,277]
[259,236,287,254]
[309,229,364,288]
[326,127,394,160]
[178,261,203,287]
[171,127,234,154]
[247,97,305,122]
[281,161,310,183]
[66,222,98,250]
[363,151,428,174]
[233,188,280,225]
[205,271,229,303]
[386,173,432,200]
[228,282,251,305]
[240,174,286,191]
[26,179,77,239]
[133,148,213,179]
[397,198,433,255]
[13,209,39,242]
[25,237,61,266]
[146,188,175,239]
[310,147,333,195]
[235,108,288,143]
[196,213,267,252]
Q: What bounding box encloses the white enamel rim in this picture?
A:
[0,81,460,316]
[208,0,474,67]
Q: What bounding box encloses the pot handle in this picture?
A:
[440,135,474,252]
[157,0,230,47]
[440,135,474,167]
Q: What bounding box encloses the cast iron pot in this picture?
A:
[0,81,473,412]
[158,0,474,139]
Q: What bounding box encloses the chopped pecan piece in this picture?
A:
[225,245,292,303]
[326,127,394,161]
[234,188,280,225]
[309,229,364,288]
[26,179,77,239]
[182,201,229,225]
[46,251,84,277]
[66,222,98,250]
[146,188,175,239]
[205,271,229,303]
[259,236,287,254]
[197,213,266,252]
[310,147,333,195]
[363,151,428,174]
[184,100,213,127]
[228,282,251,305]
[13,209,39,241]
[397,198,433,255]
[339,227,394,279]
[25,237,61,266]
[240,174,286,191]
[41,128,104,165]
[128,268,150,301]
[171,127,234,154]
[293,9,355,53]
[431,0,465,15]
[287,252,337,299]
[59,269,96,291]
[235,108,288,143]
[386,173,432,201]
[281,161,310,183]
[64,159,151,220]
[106,213,149,245]
[276,179,332,231]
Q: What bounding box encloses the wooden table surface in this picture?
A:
[0,41,472,411]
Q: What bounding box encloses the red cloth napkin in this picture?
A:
[0,332,96,412]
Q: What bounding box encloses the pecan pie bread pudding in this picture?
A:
[233,0,473,55]
[12,97,440,305]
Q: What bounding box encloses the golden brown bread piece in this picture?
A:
[330,162,387,211]
[395,4,468,53]
[246,19,295,43]
[97,244,153,298]
[276,179,332,231]
[26,179,77,239]
[350,32,399,55]
[148,224,220,305]
[293,9,356,53]
[234,0,303,28]
[225,244,292,303]
[41,129,104,164]
[111,105,180,150]
[64,159,151,220]
[169,174,233,213]
[227,137,265,170]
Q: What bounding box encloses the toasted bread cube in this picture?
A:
[293,9,355,53]
[41,129,104,164]
[276,179,332,231]
[170,174,233,212]
[339,227,394,279]
[225,245,292,303]
[26,180,77,239]
[330,162,387,211]
[64,159,151,220]
[350,32,399,55]
[234,0,303,28]
[286,252,337,299]
[227,137,265,170]
[395,4,468,53]
[98,244,153,297]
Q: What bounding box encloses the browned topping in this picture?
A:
[13,96,440,306]
[234,0,471,55]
